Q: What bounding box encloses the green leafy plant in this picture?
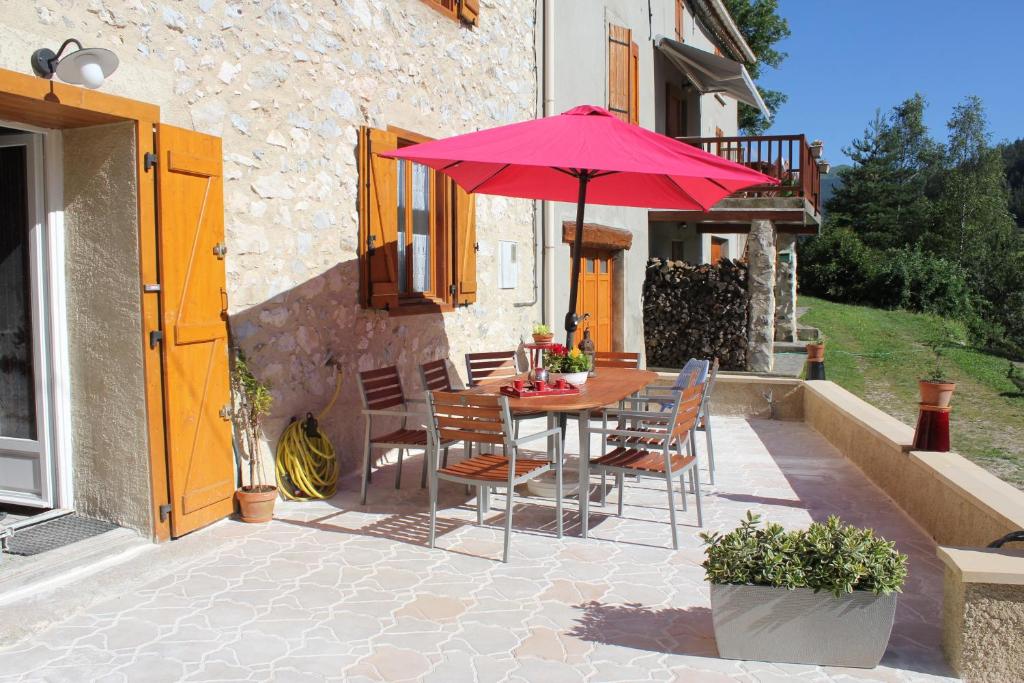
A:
[230,349,274,492]
[533,322,552,336]
[700,512,908,597]
[542,344,590,373]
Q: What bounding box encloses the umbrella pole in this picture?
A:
[564,171,591,348]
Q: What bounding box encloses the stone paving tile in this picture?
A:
[0,417,956,682]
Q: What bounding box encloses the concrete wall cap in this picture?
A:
[804,380,915,447]
[938,546,1024,586]
[911,451,1024,529]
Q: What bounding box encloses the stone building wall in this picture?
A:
[1,1,540,478]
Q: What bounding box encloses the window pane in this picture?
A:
[396,160,407,293]
[411,163,430,293]
[0,146,36,439]
[586,258,595,273]
[600,258,609,274]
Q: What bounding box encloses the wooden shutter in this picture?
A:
[360,127,400,310]
[458,0,479,25]
[675,0,685,40]
[608,24,631,122]
[629,41,640,125]
[453,185,477,305]
[155,124,234,537]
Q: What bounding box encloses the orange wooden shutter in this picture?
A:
[458,0,479,25]
[361,127,400,310]
[629,41,640,125]
[453,185,477,305]
[608,24,631,122]
[155,123,235,537]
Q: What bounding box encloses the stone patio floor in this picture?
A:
[0,417,956,682]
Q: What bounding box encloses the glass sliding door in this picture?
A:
[0,133,53,508]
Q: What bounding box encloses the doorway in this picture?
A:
[574,248,615,352]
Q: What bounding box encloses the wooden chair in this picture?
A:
[594,351,642,370]
[418,358,453,393]
[425,391,563,562]
[358,366,454,505]
[464,350,544,436]
[590,384,706,549]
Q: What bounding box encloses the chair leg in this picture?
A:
[555,443,564,539]
[665,472,679,550]
[502,485,514,563]
[600,472,607,507]
[428,471,438,549]
[482,486,490,513]
[616,473,625,517]
[395,449,404,489]
[693,464,704,528]
[420,449,429,489]
[705,418,716,485]
[360,427,372,506]
[679,473,688,511]
[477,486,485,525]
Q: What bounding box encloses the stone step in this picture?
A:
[797,325,821,341]
[774,341,809,355]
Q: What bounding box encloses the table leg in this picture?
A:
[579,408,591,538]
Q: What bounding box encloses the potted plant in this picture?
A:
[806,337,825,363]
[532,322,554,344]
[817,159,831,174]
[809,139,824,159]
[231,349,277,523]
[543,343,591,386]
[702,512,908,668]
[919,331,956,407]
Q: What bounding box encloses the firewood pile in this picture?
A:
[642,258,749,370]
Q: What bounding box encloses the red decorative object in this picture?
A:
[912,403,951,452]
[501,383,581,398]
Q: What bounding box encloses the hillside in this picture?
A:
[799,296,1024,489]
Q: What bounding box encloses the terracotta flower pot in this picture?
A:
[236,486,278,523]
[532,333,554,344]
[918,380,956,408]
[806,342,825,363]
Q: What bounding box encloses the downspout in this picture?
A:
[541,0,556,327]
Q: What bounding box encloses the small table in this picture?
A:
[469,367,658,538]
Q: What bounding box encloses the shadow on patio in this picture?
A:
[568,601,718,658]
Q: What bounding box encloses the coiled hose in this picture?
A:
[275,371,342,501]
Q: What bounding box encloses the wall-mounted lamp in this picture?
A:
[31,39,119,89]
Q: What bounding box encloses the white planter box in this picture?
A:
[549,371,589,387]
[710,584,897,668]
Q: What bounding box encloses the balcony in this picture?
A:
[650,134,823,232]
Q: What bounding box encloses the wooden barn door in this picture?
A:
[574,248,614,352]
[155,124,234,537]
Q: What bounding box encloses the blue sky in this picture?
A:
[757,1,1024,166]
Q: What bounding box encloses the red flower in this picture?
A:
[549,343,567,356]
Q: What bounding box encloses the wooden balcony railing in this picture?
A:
[677,134,822,214]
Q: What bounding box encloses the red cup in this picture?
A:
[513,379,525,391]
[535,380,547,392]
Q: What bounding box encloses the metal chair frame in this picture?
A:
[425,391,563,562]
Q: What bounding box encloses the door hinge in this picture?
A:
[159,503,172,522]
[448,283,457,297]
[143,283,161,293]
[474,242,480,252]
[144,152,158,172]
[367,234,377,255]
[213,242,227,259]
[149,329,164,349]
[219,404,232,420]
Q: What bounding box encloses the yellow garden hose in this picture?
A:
[275,370,343,501]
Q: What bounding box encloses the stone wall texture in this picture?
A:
[746,219,776,372]
[943,573,1024,682]
[1,1,540,480]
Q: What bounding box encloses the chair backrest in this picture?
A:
[594,351,642,370]
[698,358,720,416]
[465,351,520,387]
[419,359,453,393]
[427,391,512,449]
[357,366,406,410]
[673,358,710,389]
[670,384,706,442]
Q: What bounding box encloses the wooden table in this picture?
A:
[470,367,659,537]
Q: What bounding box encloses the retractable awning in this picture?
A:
[654,34,771,121]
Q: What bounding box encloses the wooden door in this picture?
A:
[574,249,614,352]
[155,124,234,537]
[710,237,727,264]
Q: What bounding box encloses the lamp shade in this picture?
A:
[55,47,118,89]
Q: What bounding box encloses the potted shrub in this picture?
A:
[806,338,825,363]
[543,343,591,386]
[919,337,956,407]
[809,139,824,159]
[532,322,554,344]
[231,350,277,523]
[702,512,908,668]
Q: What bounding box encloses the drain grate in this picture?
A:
[4,515,118,556]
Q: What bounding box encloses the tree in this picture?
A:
[1000,138,1024,228]
[722,0,791,134]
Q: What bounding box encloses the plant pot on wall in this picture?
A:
[919,380,956,408]
[236,486,278,523]
[806,342,825,363]
[532,333,553,344]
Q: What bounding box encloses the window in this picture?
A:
[358,126,477,312]
[675,1,685,41]
[666,84,687,138]
[420,0,479,25]
[608,24,639,124]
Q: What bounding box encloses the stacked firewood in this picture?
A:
[642,258,749,370]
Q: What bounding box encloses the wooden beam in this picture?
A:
[649,209,807,223]
[562,221,633,251]
[696,223,819,235]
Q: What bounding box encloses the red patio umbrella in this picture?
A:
[380,105,776,346]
